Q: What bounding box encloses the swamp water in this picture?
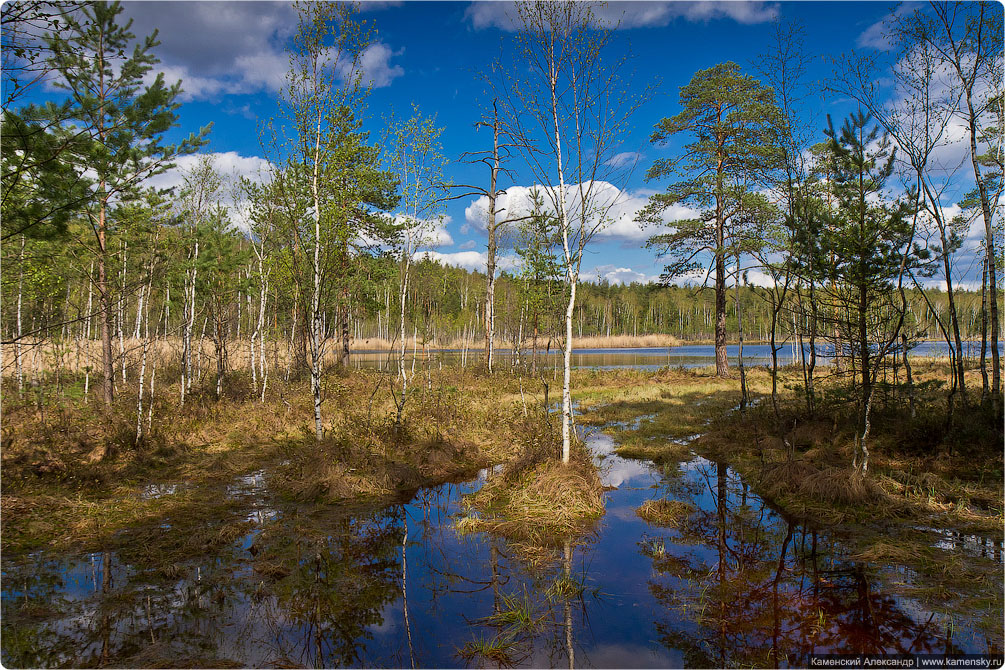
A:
[3,421,1002,668]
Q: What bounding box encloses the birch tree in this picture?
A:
[177,156,225,405]
[269,0,377,442]
[499,0,647,463]
[386,106,446,418]
[914,2,1002,412]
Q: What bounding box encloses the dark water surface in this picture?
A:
[3,420,1002,668]
[349,340,1003,372]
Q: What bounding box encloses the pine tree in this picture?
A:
[639,62,781,378]
[45,0,209,407]
[820,111,915,473]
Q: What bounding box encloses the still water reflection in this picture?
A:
[348,341,1001,372]
[3,426,1001,667]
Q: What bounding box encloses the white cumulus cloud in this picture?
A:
[587,265,658,285]
[604,151,644,169]
[464,181,699,245]
[123,2,403,99]
[341,42,405,89]
[415,250,519,273]
[465,1,778,31]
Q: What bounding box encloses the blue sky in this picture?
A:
[19,1,1000,288]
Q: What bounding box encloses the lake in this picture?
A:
[349,340,1002,372]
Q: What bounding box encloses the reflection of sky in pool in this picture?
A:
[3,419,1001,668]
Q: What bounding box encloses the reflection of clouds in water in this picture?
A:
[587,430,616,455]
[607,503,644,523]
[367,599,401,636]
[600,457,657,488]
[586,431,659,488]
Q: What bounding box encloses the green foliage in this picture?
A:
[640,61,782,282]
[819,112,915,314]
[45,0,209,215]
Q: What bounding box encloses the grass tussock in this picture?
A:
[635,499,694,527]
[798,467,892,506]
[458,443,604,545]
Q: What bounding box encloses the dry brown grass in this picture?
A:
[760,459,822,498]
[571,334,682,349]
[1,367,536,554]
[635,499,694,527]
[760,458,894,514]
[798,467,892,506]
[458,446,605,545]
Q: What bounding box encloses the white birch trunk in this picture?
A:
[135,277,152,445]
[147,305,161,434]
[549,48,575,465]
[310,107,324,443]
[118,240,127,383]
[16,235,25,394]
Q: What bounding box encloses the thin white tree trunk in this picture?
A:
[188,242,199,393]
[411,325,418,377]
[398,248,411,394]
[147,303,162,434]
[16,235,25,394]
[133,283,144,339]
[310,107,324,443]
[259,278,268,403]
[135,266,153,445]
[562,279,576,463]
[549,48,575,465]
[181,241,198,405]
[118,240,127,383]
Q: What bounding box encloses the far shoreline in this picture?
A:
[348,336,993,354]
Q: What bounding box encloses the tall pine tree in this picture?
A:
[46,0,208,407]
[639,62,780,378]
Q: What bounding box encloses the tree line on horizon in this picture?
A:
[2,1,1001,470]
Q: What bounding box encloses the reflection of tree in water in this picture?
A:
[646,459,951,667]
[2,500,405,668]
[1,554,72,668]
[2,548,239,668]
[400,476,592,669]
[249,505,404,668]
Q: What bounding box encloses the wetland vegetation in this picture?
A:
[3,0,1003,667]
